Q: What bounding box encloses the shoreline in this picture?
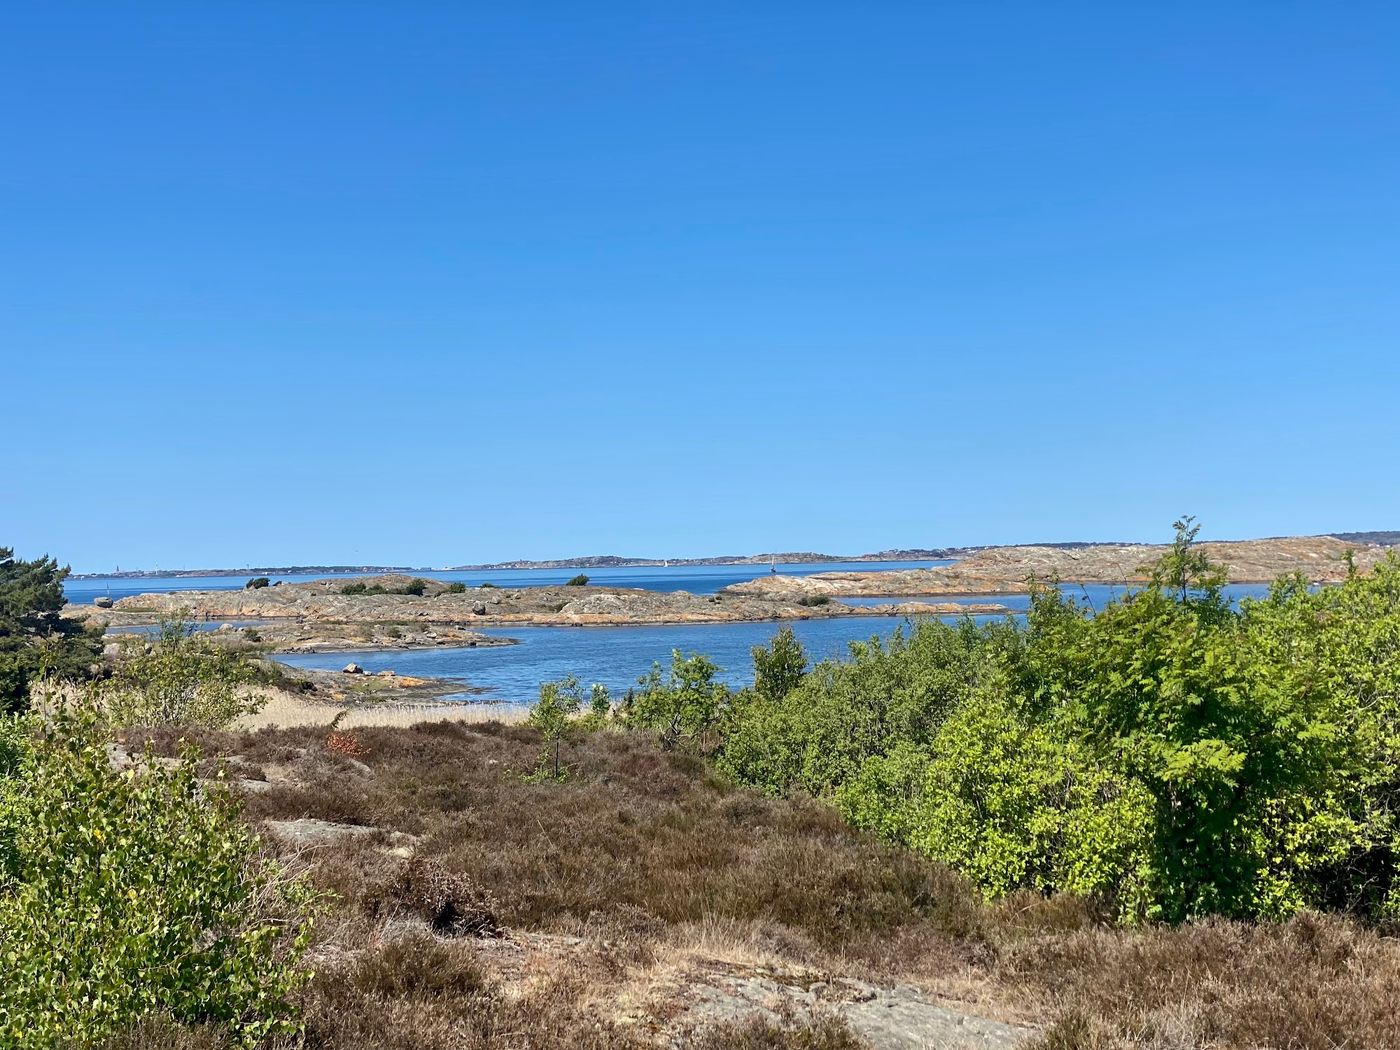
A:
[69,574,1014,654]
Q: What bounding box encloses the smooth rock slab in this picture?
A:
[263,818,418,850]
[678,972,1034,1050]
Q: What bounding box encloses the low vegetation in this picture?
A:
[92,717,1400,1049]
[339,578,432,597]
[4,524,1400,1046]
[565,573,590,587]
[0,708,313,1048]
[245,577,271,590]
[715,521,1400,924]
[88,620,266,729]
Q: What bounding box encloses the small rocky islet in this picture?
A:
[74,573,1012,653]
[69,535,1396,660]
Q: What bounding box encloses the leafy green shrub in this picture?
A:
[91,620,262,729]
[0,708,314,1047]
[621,651,732,751]
[580,683,613,731]
[565,574,589,587]
[526,676,584,780]
[478,581,496,588]
[796,594,831,607]
[243,577,270,590]
[719,618,1005,797]
[839,695,1157,916]
[402,578,429,597]
[716,522,1400,924]
[444,581,467,594]
[751,627,808,704]
[340,582,367,595]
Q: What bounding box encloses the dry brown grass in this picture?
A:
[234,690,528,731]
[121,721,1400,1049]
[128,720,989,978]
[295,935,651,1050]
[1013,913,1400,1050]
[688,1012,869,1049]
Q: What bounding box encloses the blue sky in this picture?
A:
[4,4,1398,572]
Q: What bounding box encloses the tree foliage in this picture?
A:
[0,707,314,1047]
[91,620,263,729]
[527,675,585,780]
[621,650,732,751]
[717,524,1400,923]
[0,547,100,713]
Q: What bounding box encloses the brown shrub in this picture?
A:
[98,1020,231,1050]
[689,1013,869,1049]
[369,858,503,938]
[92,719,1400,1048]
[193,721,988,977]
[1013,912,1400,1050]
[298,936,646,1050]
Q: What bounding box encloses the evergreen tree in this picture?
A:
[0,548,101,712]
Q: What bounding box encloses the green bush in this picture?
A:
[717,522,1400,924]
[244,577,270,590]
[526,676,584,780]
[90,620,263,730]
[719,618,1008,797]
[565,574,589,587]
[0,708,314,1047]
[445,581,467,594]
[341,579,428,597]
[621,651,732,751]
[839,696,1157,915]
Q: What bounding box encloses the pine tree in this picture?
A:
[0,548,101,712]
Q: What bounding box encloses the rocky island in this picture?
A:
[74,574,1011,653]
[725,534,1397,599]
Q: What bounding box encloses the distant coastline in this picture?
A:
[68,543,1105,580]
[68,531,1399,581]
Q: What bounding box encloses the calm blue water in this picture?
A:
[276,614,996,704]
[64,560,954,605]
[277,582,1291,704]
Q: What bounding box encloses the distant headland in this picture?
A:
[68,532,1399,580]
[69,542,1117,580]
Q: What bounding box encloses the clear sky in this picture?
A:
[4,4,1398,572]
